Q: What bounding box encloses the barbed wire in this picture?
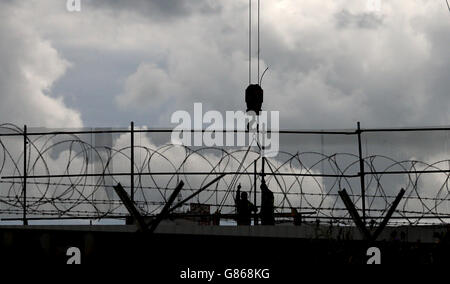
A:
[1,123,450,225]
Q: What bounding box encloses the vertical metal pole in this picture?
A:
[23,125,28,226]
[357,122,366,225]
[260,156,266,225]
[254,159,258,225]
[320,133,325,175]
[261,156,265,183]
[249,0,252,84]
[257,0,260,83]
[130,121,135,202]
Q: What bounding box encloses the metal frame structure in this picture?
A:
[1,122,450,226]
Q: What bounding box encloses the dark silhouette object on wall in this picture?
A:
[212,211,221,226]
[260,180,275,225]
[235,184,257,225]
[291,208,302,226]
[245,84,263,115]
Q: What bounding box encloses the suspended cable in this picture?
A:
[259,67,269,86]
[258,0,260,83]
[249,0,262,84]
[249,0,252,84]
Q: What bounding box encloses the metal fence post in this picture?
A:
[254,159,258,225]
[357,122,366,225]
[130,121,135,202]
[23,125,28,226]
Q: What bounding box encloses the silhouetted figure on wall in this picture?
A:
[235,184,257,225]
[212,211,221,226]
[291,208,302,226]
[260,180,275,225]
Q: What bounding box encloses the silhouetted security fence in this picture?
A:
[1,122,450,226]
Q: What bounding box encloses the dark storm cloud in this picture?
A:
[87,0,222,20]
[2,0,450,131]
[335,10,384,29]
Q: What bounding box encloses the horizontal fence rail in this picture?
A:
[1,123,450,226]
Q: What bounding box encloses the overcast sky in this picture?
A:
[0,0,449,129]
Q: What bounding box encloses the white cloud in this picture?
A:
[6,0,448,128]
[116,63,182,111]
[85,0,449,128]
[0,0,447,128]
[0,2,82,127]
